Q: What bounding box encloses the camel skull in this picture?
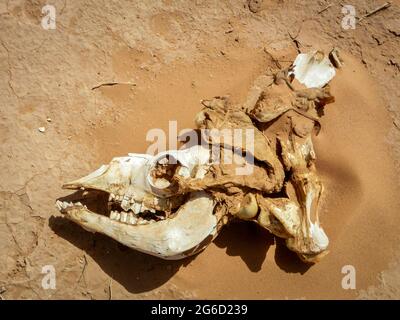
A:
[57,51,336,263]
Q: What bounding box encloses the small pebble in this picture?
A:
[38,127,46,133]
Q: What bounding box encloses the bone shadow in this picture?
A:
[50,215,194,294]
[274,238,311,274]
[214,221,311,274]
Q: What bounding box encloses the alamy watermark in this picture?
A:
[341,5,356,30]
[41,5,56,30]
[341,265,356,290]
[41,265,56,290]
[146,121,255,176]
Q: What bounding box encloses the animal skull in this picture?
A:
[57,51,336,263]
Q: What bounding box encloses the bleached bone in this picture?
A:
[278,133,329,262]
[64,145,210,201]
[60,192,218,259]
[147,145,211,197]
[290,51,336,88]
[256,196,300,238]
[59,145,216,259]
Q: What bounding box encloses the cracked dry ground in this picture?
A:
[1,0,400,299]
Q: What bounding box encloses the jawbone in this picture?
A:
[57,191,217,260]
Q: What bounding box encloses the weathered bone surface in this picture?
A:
[57,51,337,263]
[57,192,217,259]
[290,50,336,88]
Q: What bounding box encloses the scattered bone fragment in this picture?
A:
[329,48,343,69]
[290,51,336,88]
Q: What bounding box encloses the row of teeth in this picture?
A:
[56,200,86,211]
[56,201,158,226]
[108,193,156,214]
[109,211,157,225]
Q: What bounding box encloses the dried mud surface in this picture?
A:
[1,0,400,299]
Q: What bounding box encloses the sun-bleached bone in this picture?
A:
[290,51,336,88]
[147,145,211,197]
[60,192,218,259]
[256,196,300,238]
[64,154,152,200]
[64,144,210,200]
[276,127,329,262]
[240,56,334,262]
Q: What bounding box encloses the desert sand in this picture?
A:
[1,0,400,299]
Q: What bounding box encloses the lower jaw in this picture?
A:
[59,192,219,260]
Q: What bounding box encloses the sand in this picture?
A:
[1,0,400,299]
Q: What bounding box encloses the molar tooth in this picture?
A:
[133,202,142,214]
[116,213,121,221]
[120,212,128,223]
[138,218,149,225]
[128,213,137,224]
[121,199,130,211]
[110,211,118,220]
